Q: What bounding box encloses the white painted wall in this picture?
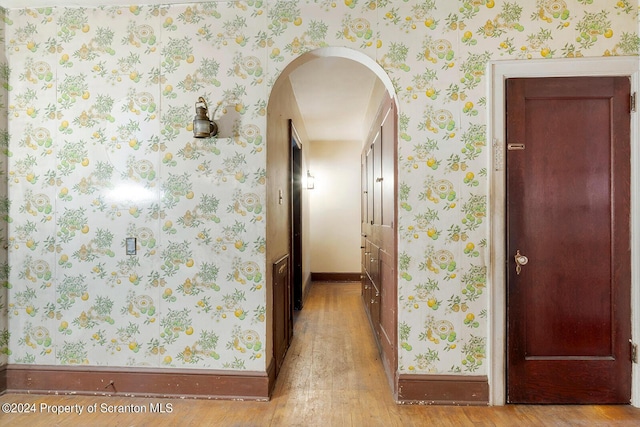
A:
[309,140,361,273]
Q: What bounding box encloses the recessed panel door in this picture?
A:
[506,76,631,404]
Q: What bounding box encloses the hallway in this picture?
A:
[1,282,640,426]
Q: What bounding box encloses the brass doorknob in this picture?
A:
[514,250,528,275]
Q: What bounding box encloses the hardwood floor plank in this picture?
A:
[2,282,640,426]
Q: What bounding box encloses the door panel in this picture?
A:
[381,108,394,228]
[379,248,396,372]
[361,152,368,229]
[273,254,291,377]
[506,77,631,404]
[372,131,382,226]
[366,144,374,226]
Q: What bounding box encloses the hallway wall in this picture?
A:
[266,70,312,355]
[0,2,637,383]
[309,140,361,274]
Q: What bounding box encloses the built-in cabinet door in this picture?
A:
[372,131,382,226]
[361,235,367,271]
[366,144,374,226]
[379,248,396,367]
[361,99,396,379]
[370,280,381,341]
[363,240,381,343]
[361,152,368,229]
[367,240,379,285]
[378,104,397,370]
[381,107,394,229]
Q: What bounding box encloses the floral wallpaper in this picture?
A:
[0,6,8,367]
[0,1,637,378]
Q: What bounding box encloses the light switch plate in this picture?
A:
[126,237,137,255]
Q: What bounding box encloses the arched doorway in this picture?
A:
[265,47,400,393]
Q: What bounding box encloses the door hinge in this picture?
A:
[631,340,638,363]
[631,92,636,113]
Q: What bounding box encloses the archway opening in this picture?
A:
[265,47,400,394]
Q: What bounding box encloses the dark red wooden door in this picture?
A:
[506,77,631,404]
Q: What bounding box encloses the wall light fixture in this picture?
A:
[193,96,218,138]
[306,170,315,190]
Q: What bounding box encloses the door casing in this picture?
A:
[290,120,303,311]
[488,57,640,406]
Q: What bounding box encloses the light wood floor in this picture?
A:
[2,282,640,426]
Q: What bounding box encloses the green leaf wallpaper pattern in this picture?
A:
[0,1,637,375]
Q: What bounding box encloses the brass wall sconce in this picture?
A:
[193,96,218,138]
[306,170,315,190]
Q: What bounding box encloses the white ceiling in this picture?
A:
[0,1,380,144]
[289,57,378,143]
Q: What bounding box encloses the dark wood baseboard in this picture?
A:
[5,363,275,400]
[266,353,276,397]
[0,364,6,395]
[311,272,361,282]
[397,374,489,405]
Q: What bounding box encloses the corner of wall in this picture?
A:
[0,5,9,383]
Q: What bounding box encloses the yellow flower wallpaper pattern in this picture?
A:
[0,1,637,375]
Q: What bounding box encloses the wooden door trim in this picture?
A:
[487,57,640,406]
